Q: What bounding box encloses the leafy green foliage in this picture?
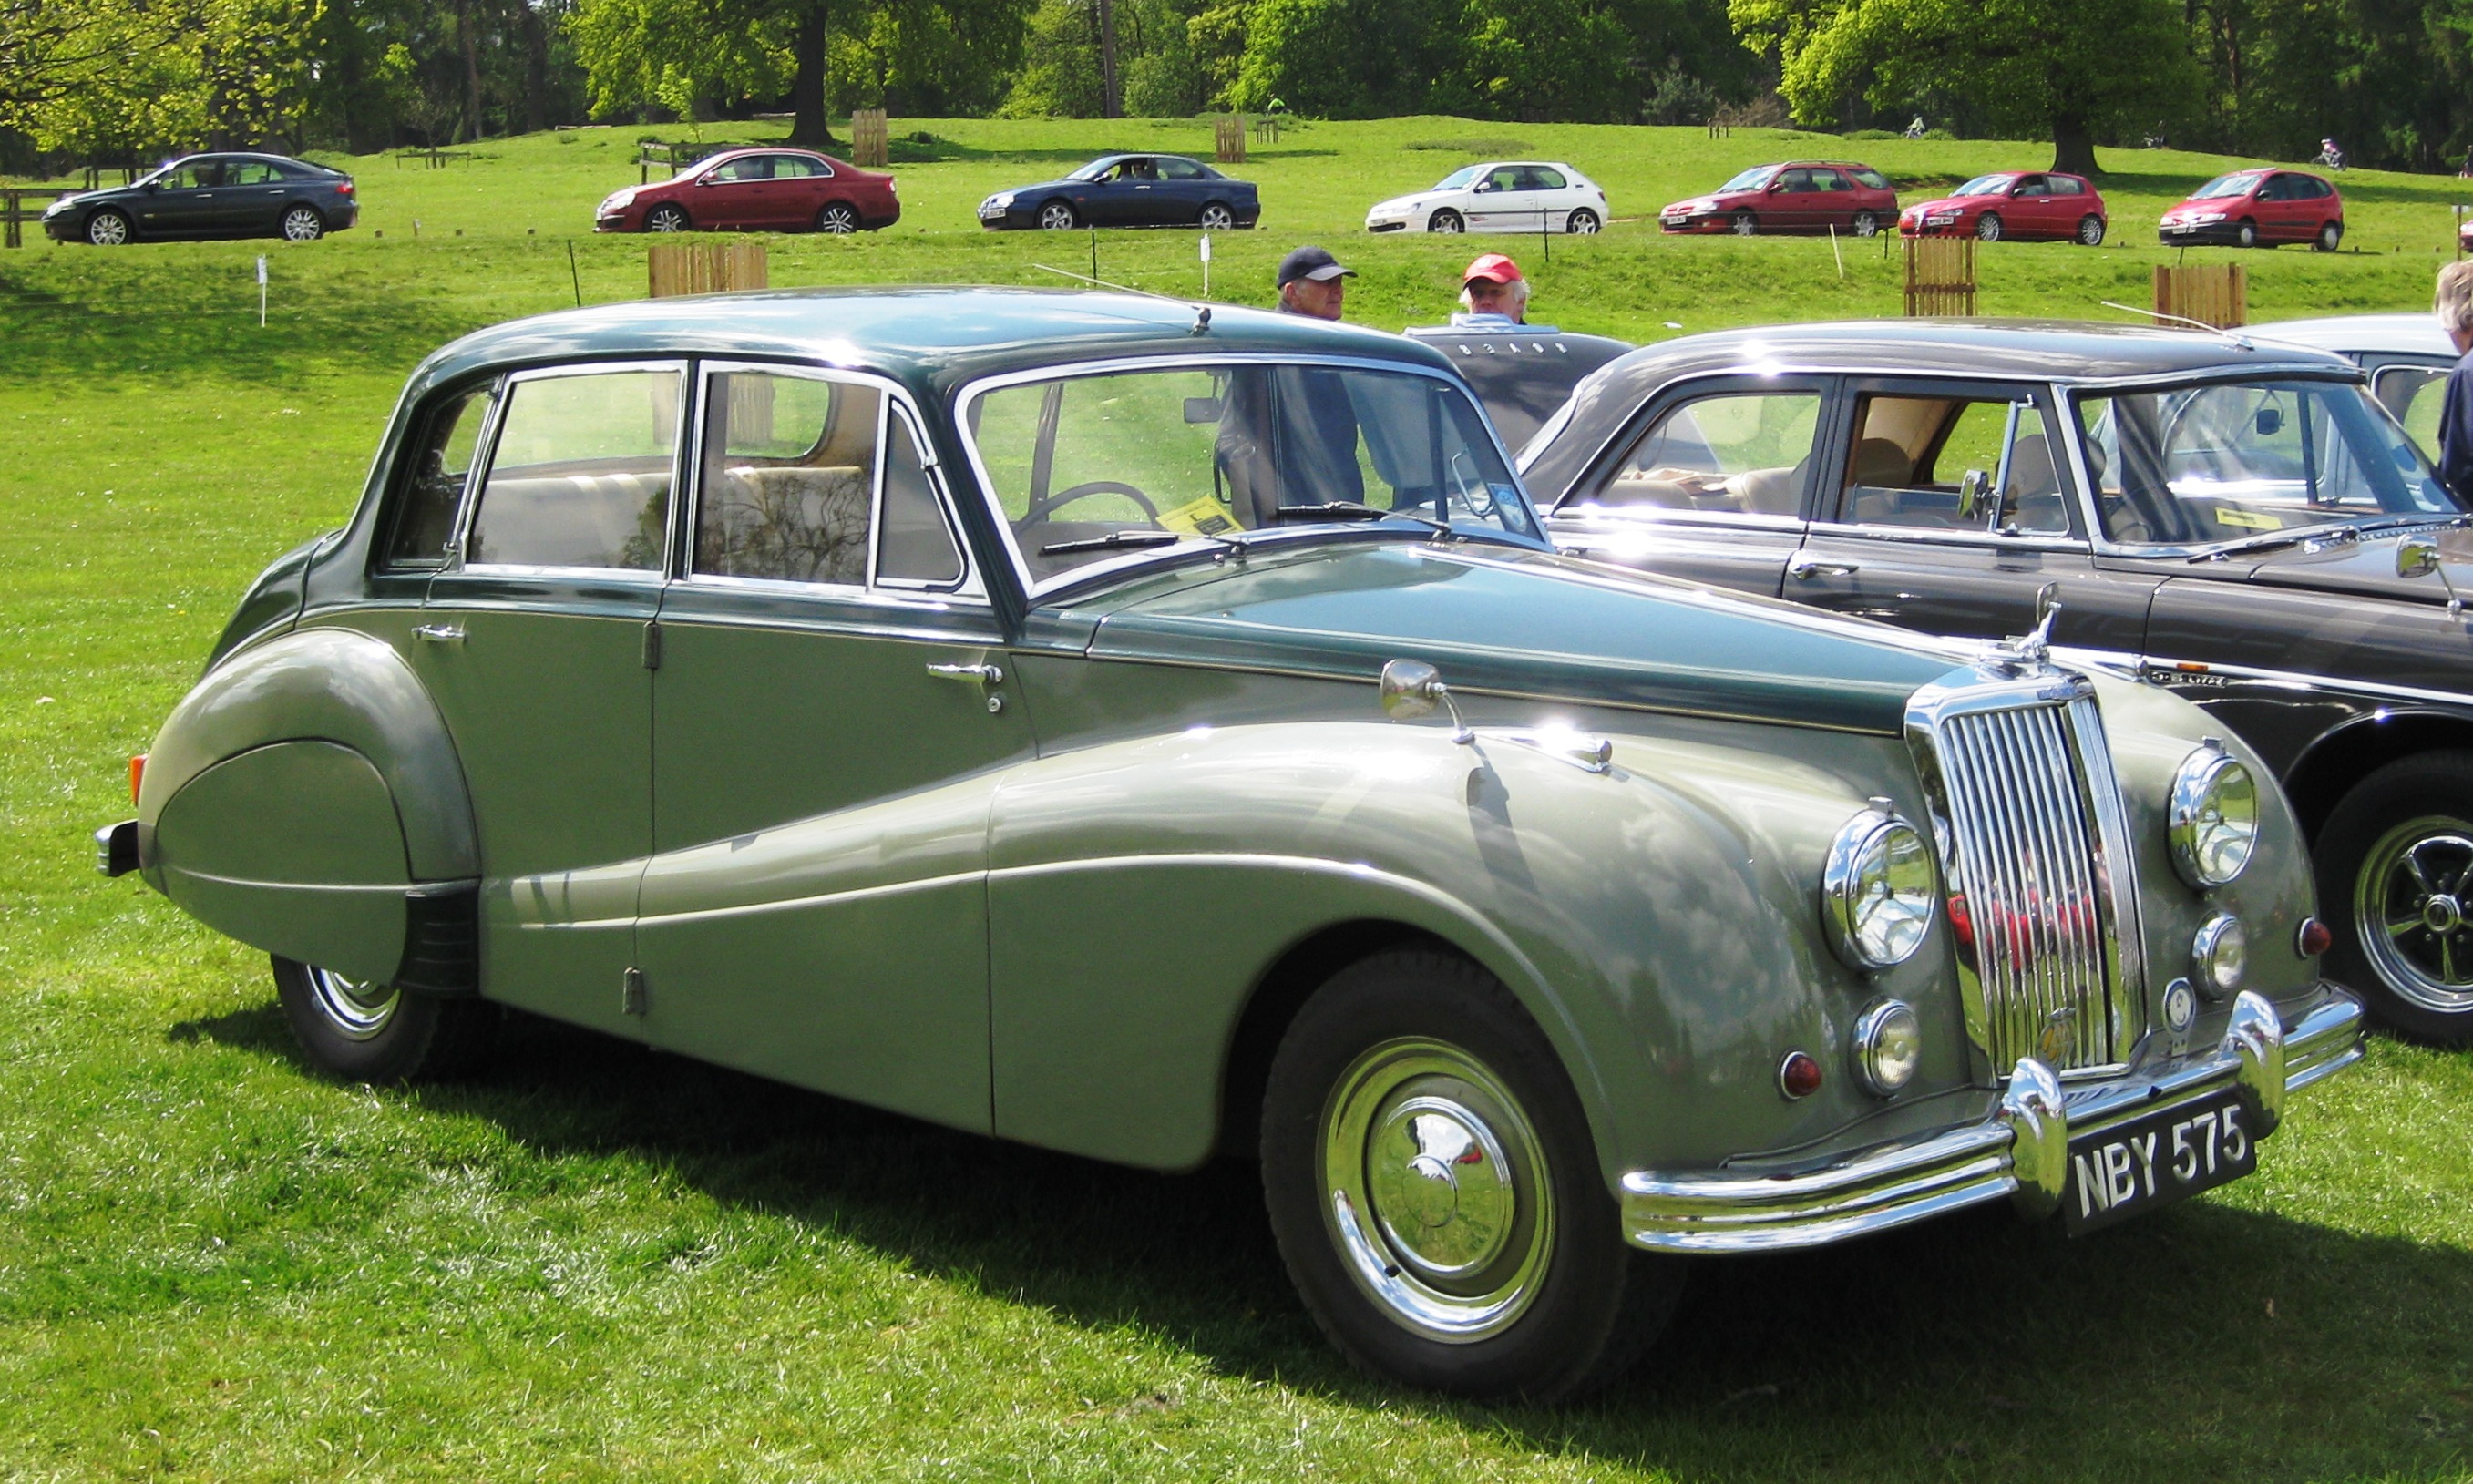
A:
[3,0,320,156]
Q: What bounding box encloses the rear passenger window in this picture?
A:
[1576,391,1822,519]
[1840,393,2070,535]
[385,384,493,567]
[466,368,680,570]
[2050,176,2085,196]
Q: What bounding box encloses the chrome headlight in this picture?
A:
[2193,912,2247,998]
[1851,998,1923,1095]
[1821,808,1936,970]
[2169,742,2258,888]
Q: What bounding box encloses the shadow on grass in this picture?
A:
[179,1000,2473,1479]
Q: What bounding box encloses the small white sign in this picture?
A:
[1198,233,1212,262]
[256,255,268,285]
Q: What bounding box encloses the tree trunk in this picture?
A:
[788,0,839,148]
[520,2,551,135]
[456,0,485,142]
[2051,110,2098,176]
[1098,0,1120,118]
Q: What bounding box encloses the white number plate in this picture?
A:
[2063,1092,2258,1234]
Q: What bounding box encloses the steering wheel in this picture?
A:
[1024,480,1161,525]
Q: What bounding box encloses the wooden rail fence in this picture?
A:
[647,240,768,298]
[2,189,74,248]
[1903,236,1977,316]
[2153,262,2246,328]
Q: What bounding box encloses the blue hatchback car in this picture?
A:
[44,151,359,246]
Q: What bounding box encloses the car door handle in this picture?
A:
[413,623,466,644]
[926,661,1003,685]
[1786,553,1860,579]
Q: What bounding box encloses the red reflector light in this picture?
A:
[129,753,147,803]
[2297,916,2333,957]
[1778,1050,1822,1100]
[336,181,354,195]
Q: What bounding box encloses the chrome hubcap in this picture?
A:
[2357,818,2473,1012]
[1320,1038,1551,1341]
[305,965,400,1040]
[283,210,319,240]
[90,216,127,245]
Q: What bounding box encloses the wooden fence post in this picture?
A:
[4,191,18,250]
[2153,262,2246,328]
[1903,237,1977,316]
[851,109,889,168]
[1214,117,1247,165]
[648,240,769,298]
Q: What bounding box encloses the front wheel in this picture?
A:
[1198,201,1236,230]
[1852,210,1881,237]
[1565,208,1600,234]
[1428,209,1464,233]
[2317,754,2473,1045]
[1729,210,1757,236]
[1260,949,1683,1400]
[1037,200,1077,230]
[1975,212,2004,242]
[2315,220,2344,252]
[2235,219,2259,248]
[816,201,860,233]
[86,209,131,246]
[272,956,501,1083]
[644,204,690,233]
[280,205,325,241]
[2076,213,2107,246]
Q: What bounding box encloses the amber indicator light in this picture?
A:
[128,754,148,804]
[1778,1050,1823,1100]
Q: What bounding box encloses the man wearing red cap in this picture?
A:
[1455,253,1529,326]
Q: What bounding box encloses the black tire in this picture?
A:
[2235,219,2259,248]
[2076,213,2106,246]
[2314,753,2473,1045]
[1037,199,1077,230]
[1199,200,1236,230]
[280,204,326,241]
[1429,208,1464,233]
[1729,210,1757,236]
[1260,948,1683,1400]
[272,955,501,1083]
[1975,212,2004,242]
[645,204,690,233]
[86,209,132,246]
[816,201,860,233]
[1851,210,1881,237]
[1566,207,1601,234]
[2315,220,2344,252]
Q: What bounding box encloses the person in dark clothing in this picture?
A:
[2435,261,2473,502]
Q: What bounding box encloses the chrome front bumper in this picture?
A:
[1621,986,2363,1254]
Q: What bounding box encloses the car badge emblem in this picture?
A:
[2037,1005,2079,1066]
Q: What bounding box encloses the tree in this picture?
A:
[4,0,321,159]
[1731,0,2201,173]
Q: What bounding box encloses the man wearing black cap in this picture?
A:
[1276,245,1354,321]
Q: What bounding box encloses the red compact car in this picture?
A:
[595,148,900,235]
[1658,161,1899,237]
[2158,169,2343,251]
[1898,171,2108,244]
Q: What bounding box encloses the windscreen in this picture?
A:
[1716,166,1774,192]
[2073,377,2463,546]
[1954,174,2015,197]
[967,363,1538,584]
[2191,172,2264,200]
[1435,165,1483,189]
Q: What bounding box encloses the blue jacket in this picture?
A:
[2438,349,2473,504]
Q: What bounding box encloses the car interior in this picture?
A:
[1834,394,2070,534]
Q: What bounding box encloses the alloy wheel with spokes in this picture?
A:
[1852,210,1880,237]
[816,202,859,234]
[2355,816,2473,1015]
[1038,200,1076,230]
[1566,208,1600,234]
[87,210,131,246]
[1975,212,2004,242]
[646,205,689,232]
[1729,210,1756,236]
[1429,209,1464,233]
[2077,214,2107,245]
[281,206,325,241]
[1199,202,1236,230]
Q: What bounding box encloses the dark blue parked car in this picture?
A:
[978,154,1260,230]
[43,152,359,246]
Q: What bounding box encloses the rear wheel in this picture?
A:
[280,205,325,241]
[1975,212,2004,242]
[2076,214,2107,246]
[1199,201,1236,230]
[816,201,860,233]
[645,204,690,232]
[1429,209,1464,233]
[1260,948,1683,1400]
[1565,208,1600,234]
[272,956,501,1083]
[86,209,131,246]
[2315,220,2344,251]
[2316,753,2473,1046]
[1729,210,1757,236]
[1851,210,1882,237]
[1038,200,1077,230]
[2235,219,2259,248]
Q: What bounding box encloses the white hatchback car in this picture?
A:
[1365,161,1607,235]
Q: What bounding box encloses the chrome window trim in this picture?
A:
[453,358,691,577]
[680,360,986,604]
[1546,371,1834,517]
[375,373,504,574]
[1801,521,2088,553]
[1553,507,1807,536]
[1831,382,2083,540]
[952,352,1543,601]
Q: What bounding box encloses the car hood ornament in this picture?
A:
[1991,582,2062,672]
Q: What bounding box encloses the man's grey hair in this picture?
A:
[1460,276,1530,314]
[2437,261,2473,336]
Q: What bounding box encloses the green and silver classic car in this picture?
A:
[101,289,2365,1399]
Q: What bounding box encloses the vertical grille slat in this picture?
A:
[1931,699,2125,1076]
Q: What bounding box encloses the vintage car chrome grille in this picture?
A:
[1913,682,2145,1078]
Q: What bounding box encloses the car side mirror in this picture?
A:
[1378,659,1473,743]
[2255,406,2284,435]
[1473,180,1494,193]
[2399,537,2443,579]
[1183,396,1222,425]
[1767,181,1787,193]
[1955,467,1991,521]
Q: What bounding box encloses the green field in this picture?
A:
[5,118,2473,1481]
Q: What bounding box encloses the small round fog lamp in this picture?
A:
[1851,999,1923,1097]
[2192,913,2248,1000]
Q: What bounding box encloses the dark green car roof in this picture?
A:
[405,287,1452,403]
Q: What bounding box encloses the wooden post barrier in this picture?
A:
[2153,262,2246,328]
[648,241,768,298]
[850,109,889,168]
[1903,236,1977,316]
[1252,116,1281,145]
[2,189,73,248]
[1214,116,1247,165]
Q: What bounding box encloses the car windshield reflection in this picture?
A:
[2073,377,2466,548]
[964,363,1542,586]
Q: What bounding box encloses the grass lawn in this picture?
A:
[4,118,2472,1480]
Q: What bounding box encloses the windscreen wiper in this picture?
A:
[1039,528,1248,557]
[1268,502,1453,536]
[2191,524,2358,562]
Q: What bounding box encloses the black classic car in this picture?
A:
[44,151,359,245]
[1522,319,2473,1044]
[977,154,1261,230]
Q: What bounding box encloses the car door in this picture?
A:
[410,361,681,1034]
[139,159,223,237]
[1522,164,1575,230]
[2006,174,2056,236]
[1155,156,1210,221]
[1786,379,2157,658]
[2264,174,2311,241]
[694,156,769,228]
[775,154,833,226]
[1544,374,1833,598]
[221,159,289,233]
[634,363,1031,1133]
[1470,164,1535,232]
[1765,168,1820,230]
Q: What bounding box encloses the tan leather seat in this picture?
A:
[467,468,672,569]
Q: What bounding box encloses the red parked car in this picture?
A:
[1658,161,1899,237]
[595,148,900,235]
[2158,169,2343,251]
[1898,171,2108,244]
